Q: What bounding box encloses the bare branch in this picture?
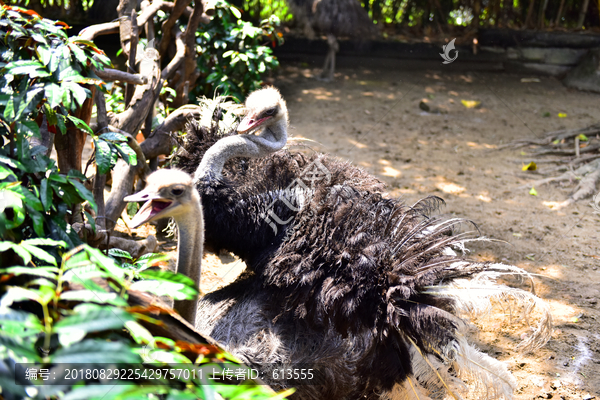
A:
[158,0,193,56]
[78,0,167,41]
[114,47,161,135]
[161,32,186,81]
[94,68,148,85]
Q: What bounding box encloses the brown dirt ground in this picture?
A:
[129,57,600,399]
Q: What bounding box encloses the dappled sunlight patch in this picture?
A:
[477,194,492,202]
[435,179,466,195]
[382,166,402,178]
[347,138,368,149]
[301,88,340,101]
[466,141,497,149]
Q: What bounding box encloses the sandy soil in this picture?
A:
[146,56,600,399]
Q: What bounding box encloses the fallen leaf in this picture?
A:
[525,254,535,261]
[461,100,481,108]
[578,134,588,141]
[522,162,537,171]
[513,233,522,237]
[529,187,538,196]
[558,112,567,118]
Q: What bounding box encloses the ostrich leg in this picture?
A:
[320,33,339,81]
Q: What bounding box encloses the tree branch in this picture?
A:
[94,68,148,85]
[158,0,193,57]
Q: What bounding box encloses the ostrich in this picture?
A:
[286,0,378,80]
[124,169,204,324]
[128,87,551,398]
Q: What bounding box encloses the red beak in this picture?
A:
[237,114,271,134]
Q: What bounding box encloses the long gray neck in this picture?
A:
[172,193,204,324]
[194,118,287,181]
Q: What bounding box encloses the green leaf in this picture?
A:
[59,290,128,307]
[19,243,58,266]
[40,179,52,211]
[94,138,113,175]
[108,248,133,260]
[27,207,45,237]
[1,266,58,279]
[0,286,44,306]
[99,131,127,142]
[0,241,31,265]
[67,177,97,212]
[56,113,66,134]
[16,120,41,139]
[68,42,88,65]
[84,210,96,234]
[0,165,16,180]
[230,5,242,19]
[5,59,44,76]
[44,82,62,108]
[0,336,42,363]
[0,308,44,336]
[64,82,89,107]
[15,87,44,120]
[124,320,154,344]
[115,142,137,166]
[133,270,198,300]
[529,187,538,196]
[12,185,43,211]
[54,305,133,347]
[51,339,141,363]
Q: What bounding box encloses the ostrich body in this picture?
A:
[124,169,204,324]
[134,87,551,399]
[287,0,377,80]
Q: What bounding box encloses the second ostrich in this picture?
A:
[287,0,378,80]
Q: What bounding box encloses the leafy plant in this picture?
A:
[0,243,283,399]
[193,0,282,102]
[0,140,94,247]
[0,5,109,136]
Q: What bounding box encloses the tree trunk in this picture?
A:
[577,0,591,28]
[554,0,566,27]
[54,86,96,174]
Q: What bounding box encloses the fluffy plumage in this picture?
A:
[174,88,551,399]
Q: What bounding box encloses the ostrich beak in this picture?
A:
[237,113,271,134]
[124,191,176,228]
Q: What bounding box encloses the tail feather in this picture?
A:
[423,263,553,353]
[448,336,517,400]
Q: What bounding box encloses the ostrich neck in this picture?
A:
[174,196,204,287]
[194,119,287,181]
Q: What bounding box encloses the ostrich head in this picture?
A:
[237,86,288,135]
[124,169,204,325]
[124,169,200,229]
[195,86,289,181]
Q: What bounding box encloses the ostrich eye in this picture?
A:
[171,187,184,196]
[264,107,276,116]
